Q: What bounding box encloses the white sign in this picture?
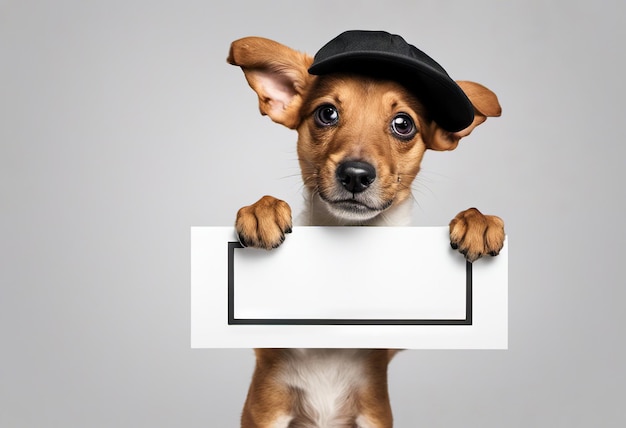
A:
[191,226,507,349]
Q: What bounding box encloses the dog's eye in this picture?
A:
[314,105,339,126]
[391,113,417,140]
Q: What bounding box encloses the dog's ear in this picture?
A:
[425,81,502,151]
[228,37,314,129]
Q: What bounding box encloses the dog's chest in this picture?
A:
[278,349,371,427]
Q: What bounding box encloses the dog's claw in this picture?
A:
[449,207,504,262]
[237,234,249,248]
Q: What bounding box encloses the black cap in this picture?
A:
[308,30,474,132]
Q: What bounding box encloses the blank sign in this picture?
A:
[191,226,508,349]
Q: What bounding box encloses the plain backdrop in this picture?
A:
[1,1,625,427]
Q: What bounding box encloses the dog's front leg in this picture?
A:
[449,207,505,262]
[236,195,292,250]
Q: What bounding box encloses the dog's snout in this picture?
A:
[336,161,376,194]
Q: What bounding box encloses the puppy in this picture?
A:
[228,31,504,428]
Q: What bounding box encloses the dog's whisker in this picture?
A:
[277,172,304,181]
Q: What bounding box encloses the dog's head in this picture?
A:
[228,32,501,223]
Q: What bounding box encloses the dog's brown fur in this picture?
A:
[228,35,504,428]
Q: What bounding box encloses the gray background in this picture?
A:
[2,0,625,426]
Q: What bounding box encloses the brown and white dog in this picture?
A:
[227,31,504,428]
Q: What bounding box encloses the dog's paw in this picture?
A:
[449,208,505,262]
[236,195,292,250]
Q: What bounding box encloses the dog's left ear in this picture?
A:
[425,81,502,151]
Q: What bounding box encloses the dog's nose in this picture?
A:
[336,161,376,194]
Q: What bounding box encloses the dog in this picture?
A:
[227,31,504,428]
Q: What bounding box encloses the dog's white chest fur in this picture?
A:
[277,349,375,428]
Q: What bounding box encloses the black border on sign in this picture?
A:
[227,242,472,325]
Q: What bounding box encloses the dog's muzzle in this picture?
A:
[316,160,392,221]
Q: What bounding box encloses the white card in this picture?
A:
[191,226,507,349]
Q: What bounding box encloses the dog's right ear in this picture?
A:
[228,37,314,129]
[424,81,502,151]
